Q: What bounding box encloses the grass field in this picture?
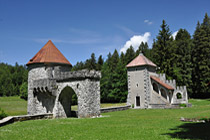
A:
[0,97,126,115]
[0,97,27,116]
[0,97,210,140]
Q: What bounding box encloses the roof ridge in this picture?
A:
[126,53,156,68]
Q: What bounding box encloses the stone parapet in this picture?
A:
[54,69,101,81]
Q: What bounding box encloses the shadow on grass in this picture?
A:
[163,122,210,140]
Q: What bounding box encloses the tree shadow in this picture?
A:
[163,122,210,140]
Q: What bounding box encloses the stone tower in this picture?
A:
[126,53,156,108]
[27,40,101,118]
[126,53,188,109]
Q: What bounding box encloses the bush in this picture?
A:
[19,82,28,100]
[132,104,134,108]
[179,103,187,107]
[0,107,7,119]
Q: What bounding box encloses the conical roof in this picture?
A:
[126,53,156,68]
[27,40,71,66]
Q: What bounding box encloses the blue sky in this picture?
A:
[0,0,210,66]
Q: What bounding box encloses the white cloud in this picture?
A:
[172,31,178,39]
[120,32,151,53]
[144,19,153,25]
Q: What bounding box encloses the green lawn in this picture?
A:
[0,96,27,116]
[0,96,126,114]
[0,97,210,140]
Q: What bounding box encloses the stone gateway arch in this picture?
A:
[27,40,101,118]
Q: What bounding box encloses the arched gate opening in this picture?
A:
[58,86,78,117]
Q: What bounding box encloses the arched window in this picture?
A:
[176,93,182,99]
[160,88,167,100]
[152,83,159,93]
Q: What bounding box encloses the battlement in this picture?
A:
[54,69,101,81]
[30,69,101,97]
[157,73,187,93]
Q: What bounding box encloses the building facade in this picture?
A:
[126,53,188,108]
[27,40,101,118]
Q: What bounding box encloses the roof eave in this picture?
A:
[26,62,72,67]
[126,64,157,68]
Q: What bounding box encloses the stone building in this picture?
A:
[26,40,101,118]
[126,53,188,108]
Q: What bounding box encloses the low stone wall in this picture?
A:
[0,113,53,127]
[100,105,131,113]
[171,103,192,108]
[149,104,167,109]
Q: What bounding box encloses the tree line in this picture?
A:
[0,63,28,99]
[1,13,210,101]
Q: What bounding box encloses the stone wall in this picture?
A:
[27,64,101,118]
[127,66,146,108]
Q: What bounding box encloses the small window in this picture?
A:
[136,83,139,87]
[176,93,182,99]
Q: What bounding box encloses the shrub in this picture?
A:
[179,103,187,107]
[0,107,7,119]
[132,104,134,108]
[19,82,28,100]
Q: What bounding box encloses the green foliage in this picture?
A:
[174,29,192,95]
[85,53,97,70]
[0,63,28,97]
[71,93,78,106]
[131,104,134,108]
[152,20,175,78]
[19,82,28,100]
[191,13,210,97]
[176,93,182,99]
[0,107,7,119]
[179,103,187,107]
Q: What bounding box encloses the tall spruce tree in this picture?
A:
[96,55,104,71]
[124,46,135,65]
[174,29,192,95]
[152,20,175,78]
[192,13,210,97]
[85,53,97,70]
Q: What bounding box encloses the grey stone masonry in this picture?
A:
[143,68,150,108]
[126,54,189,109]
[27,64,101,118]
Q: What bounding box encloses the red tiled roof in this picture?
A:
[27,40,71,66]
[150,75,174,90]
[126,53,156,68]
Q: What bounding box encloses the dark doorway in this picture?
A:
[59,86,78,117]
[136,96,140,107]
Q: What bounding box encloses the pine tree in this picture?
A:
[100,62,112,102]
[152,20,175,78]
[110,59,128,102]
[85,53,97,70]
[192,13,210,97]
[96,55,104,71]
[124,46,135,65]
[109,49,119,72]
[174,29,192,95]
